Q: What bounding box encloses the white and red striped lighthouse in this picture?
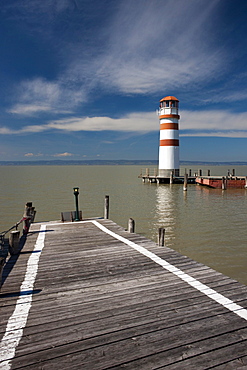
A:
[158,96,180,177]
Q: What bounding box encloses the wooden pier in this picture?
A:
[196,176,247,189]
[1,218,247,369]
[139,168,247,188]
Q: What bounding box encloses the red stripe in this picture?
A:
[160,123,178,130]
[159,114,180,119]
[160,139,179,146]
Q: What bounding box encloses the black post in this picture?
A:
[158,227,165,246]
[104,195,109,219]
[73,187,80,221]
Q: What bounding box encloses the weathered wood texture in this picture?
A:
[1,219,247,369]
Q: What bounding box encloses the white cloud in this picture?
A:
[8,0,226,116]
[10,78,86,116]
[72,0,224,95]
[24,152,43,157]
[53,152,73,157]
[1,109,247,138]
[0,127,15,134]
[181,131,247,138]
[101,141,114,144]
[9,104,52,115]
[46,112,157,132]
[24,153,34,157]
[180,109,247,131]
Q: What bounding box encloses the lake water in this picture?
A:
[0,165,246,285]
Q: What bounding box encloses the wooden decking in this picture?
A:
[196,176,247,189]
[1,219,247,369]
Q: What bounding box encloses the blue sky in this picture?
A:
[1,0,247,162]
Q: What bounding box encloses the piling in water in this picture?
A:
[104,195,109,219]
[158,227,165,246]
[128,218,135,233]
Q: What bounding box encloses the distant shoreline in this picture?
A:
[0,160,247,166]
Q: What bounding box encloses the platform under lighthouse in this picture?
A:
[158,96,180,177]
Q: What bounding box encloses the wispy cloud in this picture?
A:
[7,0,226,115]
[181,131,247,138]
[180,109,247,131]
[9,104,52,115]
[24,152,43,157]
[47,113,157,132]
[1,109,247,138]
[9,78,85,115]
[89,0,224,94]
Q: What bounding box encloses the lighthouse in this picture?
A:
[158,96,180,177]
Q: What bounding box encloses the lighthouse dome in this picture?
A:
[160,96,179,102]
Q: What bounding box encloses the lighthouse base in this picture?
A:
[158,169,180,177]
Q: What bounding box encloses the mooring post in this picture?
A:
[208,169,211,176]
[199,169,202,176]
[222,177,227,190]
[0,254,5,289]
[158,227,165,246]
[183,173,188,191]
[73,187,80,221]
[104,195,109,219]
[189,169,192,177]
[170,171,173,184]
[245,177,247,188]
[128,218,135,233]
[23,202,33,235]
[232,169,235,176]
[9,230,20,255]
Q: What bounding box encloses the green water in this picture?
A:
[0,165,246,285]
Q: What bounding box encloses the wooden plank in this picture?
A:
[1,219,247,370]
[11,315,247,369]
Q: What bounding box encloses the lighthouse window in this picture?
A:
[165,101,169,107]
[171,101,175,107]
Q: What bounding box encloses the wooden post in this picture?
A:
[128,218,135,233]
[104,195,109,219]
[199,169,202,176]
[158,227,165,246]
[245,177,247,188]
[9,230,20,255]
[208,169,211,176]
[232,169,235,176]
[170,171,173,184]
[189,169,192,177]
[183,173,188,191]
[222,177,227,190]
[0,256,5,289]
[30,207,36,222]
[23,202,34,235]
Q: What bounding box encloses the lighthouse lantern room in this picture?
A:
[158,96,180,177]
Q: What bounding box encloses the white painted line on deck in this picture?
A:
[92,220,247,321]
[0,225,46,369]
